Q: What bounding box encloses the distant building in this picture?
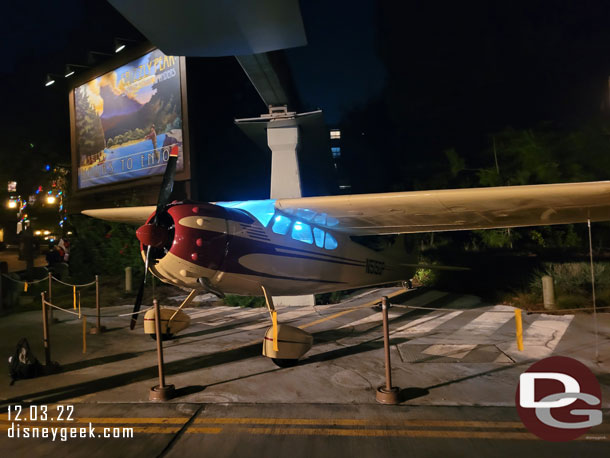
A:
[329,128,351,193]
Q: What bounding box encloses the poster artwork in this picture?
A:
[75,49,184,189]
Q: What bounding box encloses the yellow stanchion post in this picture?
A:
[24,282,28,292]
[272,310,279,352]
[82,316,87,354]
[78,291,81,319]
[73,286,77,309]
[515,309,524,351]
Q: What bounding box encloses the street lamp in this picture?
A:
[46,196,56,204]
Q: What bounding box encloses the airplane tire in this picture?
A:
[271,358,299,368]
[149,332,173,341]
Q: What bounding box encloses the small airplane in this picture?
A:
[84,144,610,367]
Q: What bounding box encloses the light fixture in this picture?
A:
[46,196,56,204]
[87,50,113,66]
[7,199,17,209]
[114,37,136,53]
[44,73,65,88]
[45,74,55,87]
[64,63,90,78]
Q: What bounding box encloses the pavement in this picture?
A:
[0,287,609,457]
[0,248,47,273]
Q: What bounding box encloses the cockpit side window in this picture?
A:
[272,215,291,235]
[271,211,338,250]
[324,233,338,250]
[313,227,325,248]
[291,221,314,244]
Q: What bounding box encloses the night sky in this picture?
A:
[3,1,610,201]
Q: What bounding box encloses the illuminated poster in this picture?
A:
[74,49,184,189]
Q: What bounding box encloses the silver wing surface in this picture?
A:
[81,206,156,225]
[275,181,610,235]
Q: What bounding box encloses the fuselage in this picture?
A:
[146,200,416,296]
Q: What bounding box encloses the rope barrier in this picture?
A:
[1,273,95,288]
[51,276,96,287]
[1,273,47,284]
[42,298,152,318]
[392,303,610,314]
[44,300,80,317]
[117,307,154,317]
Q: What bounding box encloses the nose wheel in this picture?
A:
[272,358,299,368]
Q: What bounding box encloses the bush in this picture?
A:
[413,268,436,287]
[528,262,610,309]
[530,263,609,295]
[69,215,142,283]
[223,295,265,308]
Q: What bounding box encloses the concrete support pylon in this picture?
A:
[267,124,315,307]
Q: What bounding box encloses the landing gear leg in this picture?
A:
[260,286,312,368]
[146,289,196,340]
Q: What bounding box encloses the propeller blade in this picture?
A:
[130,277,146,330]
[143,245,151,284]
[155,146,179,217]
[130,245,151,330]
[130,145,177,330]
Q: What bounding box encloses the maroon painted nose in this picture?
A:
[136,224,169,248]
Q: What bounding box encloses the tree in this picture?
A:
[74,87,106,158]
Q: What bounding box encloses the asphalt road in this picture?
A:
[0,248,47,272]
[1,403,608,458]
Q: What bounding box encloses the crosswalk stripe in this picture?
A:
[393,311,463,336]
[499,314,573,359]
[444,310,515,344]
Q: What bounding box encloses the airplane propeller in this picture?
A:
[130,145,180,329]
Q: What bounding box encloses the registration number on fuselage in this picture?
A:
[365,259,385,275]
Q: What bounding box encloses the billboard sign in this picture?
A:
[74,49,184,189]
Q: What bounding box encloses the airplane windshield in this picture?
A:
[217,199,276,227]
[218,200,338,250]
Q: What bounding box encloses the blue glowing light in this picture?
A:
[217,199,277,227]
[272,215,291,235]
[313,227,325,248]
[296,208,316,221]
[45,164,50,171]
[291,221,313,244]
[324,233,338,250]
[326,216,339,227]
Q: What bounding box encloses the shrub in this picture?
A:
[528,262,609,309]
[69,215,142,282]
[223,295,265,308]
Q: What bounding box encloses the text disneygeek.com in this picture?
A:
[5,404,133,441]
[7,422,134,441]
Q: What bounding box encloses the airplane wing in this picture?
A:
[275,181,610,235]
[81,206,156,225]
